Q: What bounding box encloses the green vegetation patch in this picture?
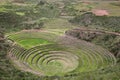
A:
[17,38,50,49]
[7,30,59,49]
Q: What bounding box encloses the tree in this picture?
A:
[13,0,24,3]
[36,0,46,7]
[0,28,9,50]
[33,22,44,29]
[0,28,5,49]
[0,28,4,40]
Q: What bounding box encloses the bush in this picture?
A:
[69,12,120,32]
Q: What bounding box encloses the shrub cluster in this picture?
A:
[69,12,120,32]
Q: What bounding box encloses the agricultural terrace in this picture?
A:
[8,30,116,76]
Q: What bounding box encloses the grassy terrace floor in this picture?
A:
[7,30,59,49]
[17,38,50,49]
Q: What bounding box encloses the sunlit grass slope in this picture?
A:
[8,30,58,49]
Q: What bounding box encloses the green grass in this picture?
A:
[17,38,50,49]
[8,31,58,49]
[16,12,25,16]
[42,61,64,75]
[44,18,76,29]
